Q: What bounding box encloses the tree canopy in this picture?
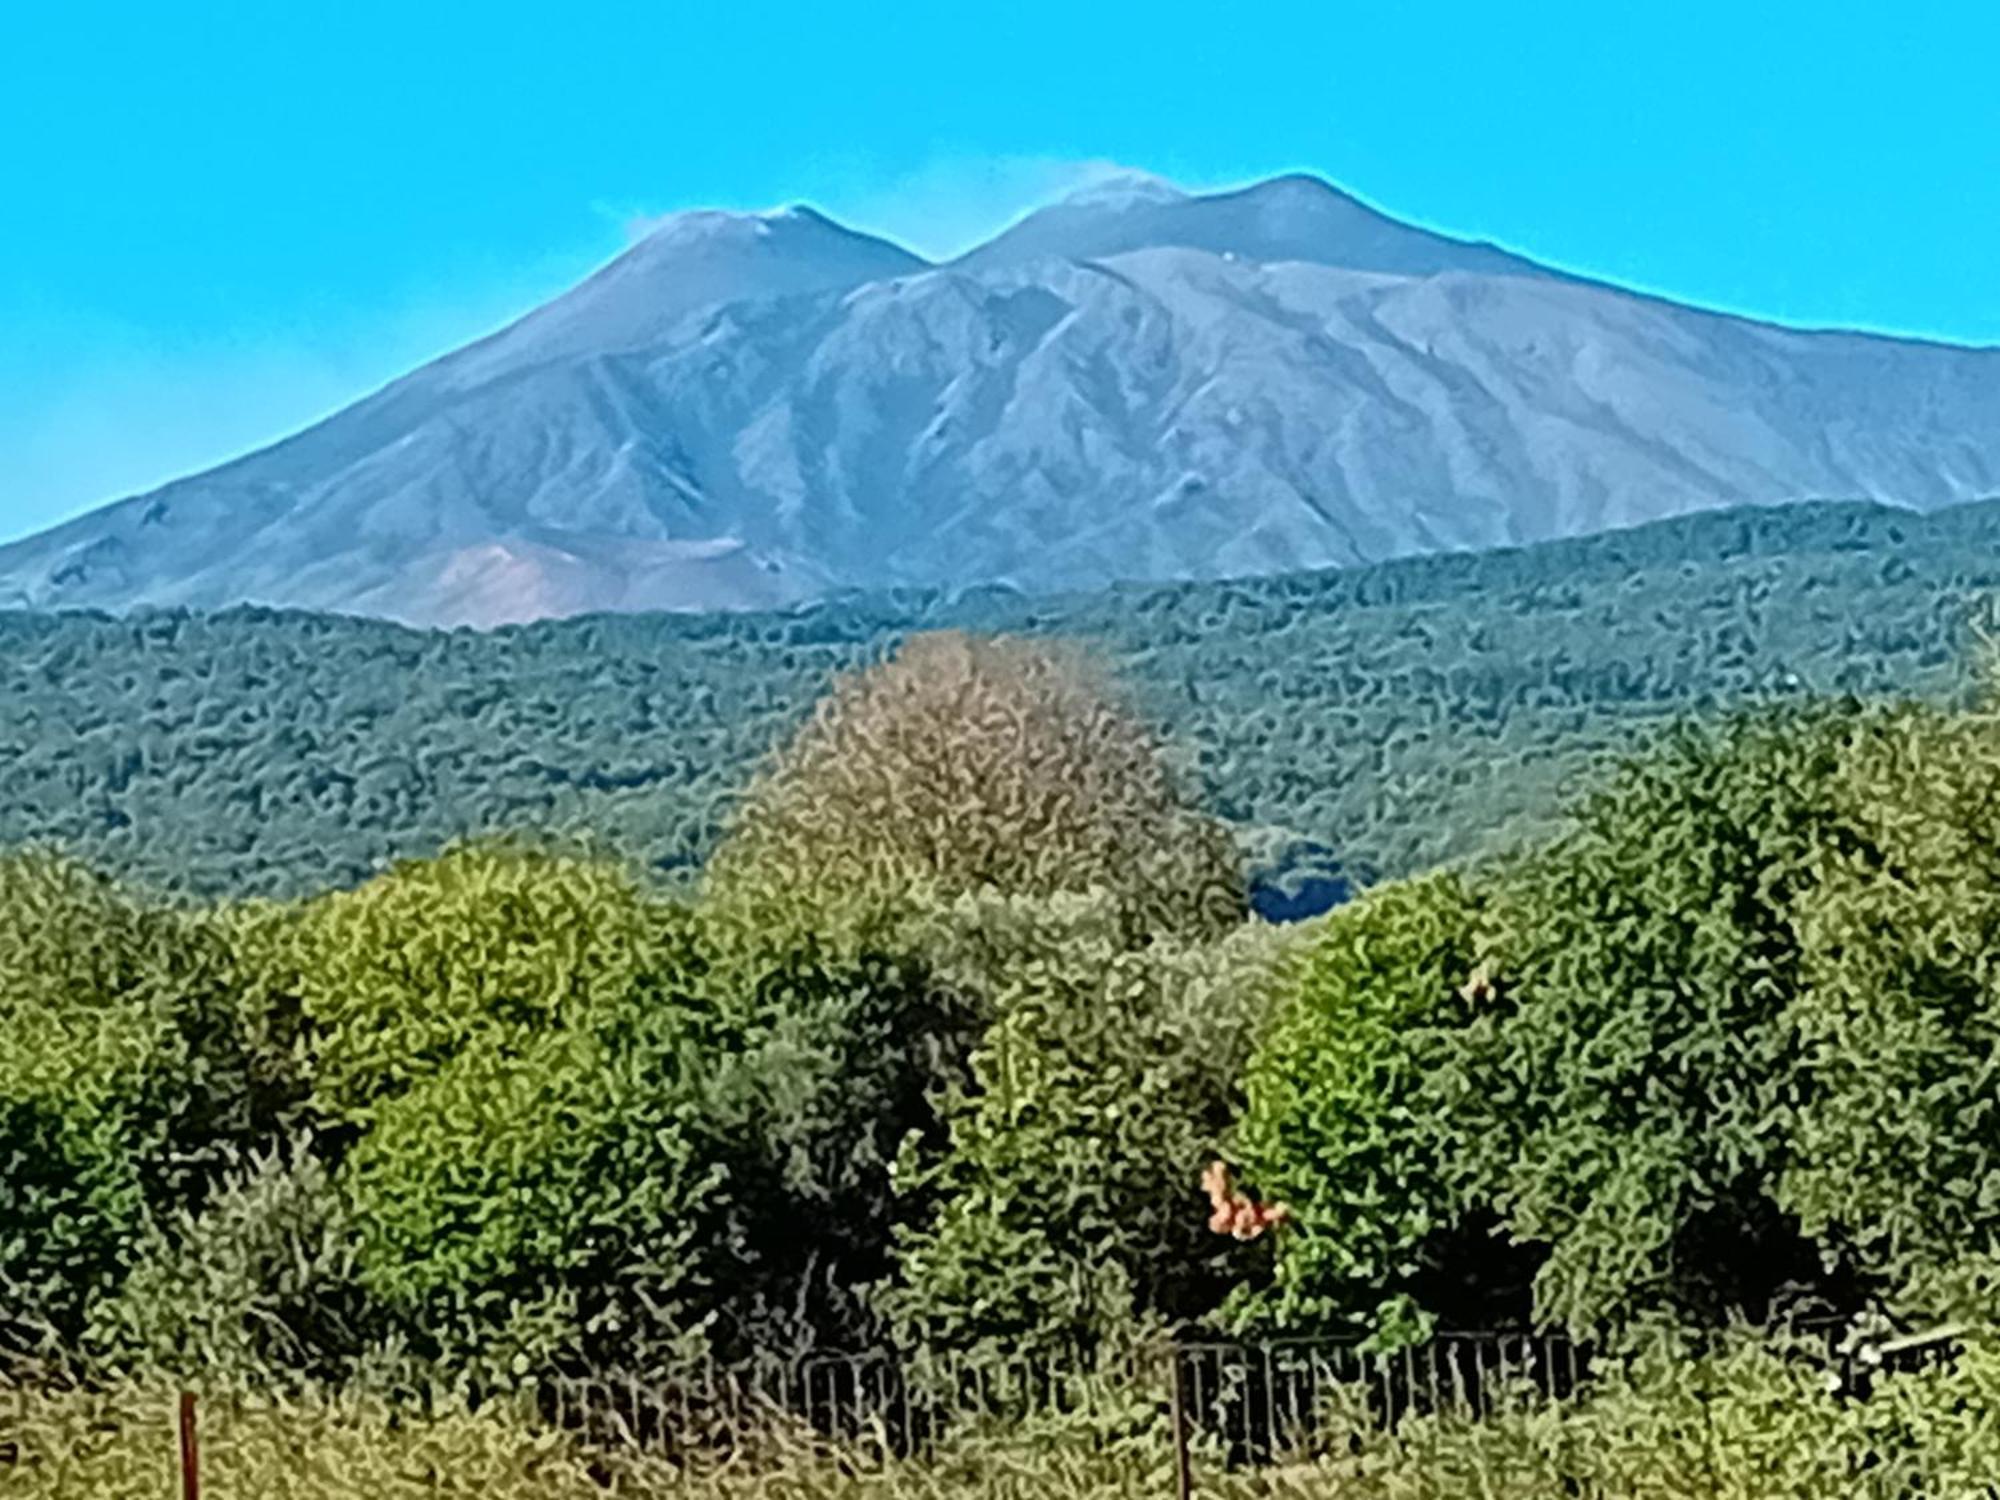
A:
[1240,699,2000,1341]
[704,630,1243,940]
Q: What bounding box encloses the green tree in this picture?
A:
[1782,705,2000,1320]
[1238,704,1940,1339]
[266,841,967,1378]
[1479,709,1867,1332]
[272,839,701,1123]
[0,852,262,1360]
[881,890,1292,1361]
[1232,870,1508,1342]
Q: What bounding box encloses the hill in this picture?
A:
[3,174,1999,627]
[4,497,1998,903]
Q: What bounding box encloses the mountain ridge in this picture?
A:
[6,170,1999,628]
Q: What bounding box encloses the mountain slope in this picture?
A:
[4,173,1998,627]
[6,497,1999,903]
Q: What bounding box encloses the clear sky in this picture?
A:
[5,1,1997,545]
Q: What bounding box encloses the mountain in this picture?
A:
[4,173,1999,628]
[953,170,1549,278]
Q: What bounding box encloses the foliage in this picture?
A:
[271,839,704,1121]
[5,1379,641,1500]
[1475,708,1870,1333]
[5,498,1995,906]
[653,924,977,1366]
[1315,1329,2000,1498]
[81,1139,374,1387]
[16,504,2000,1435]
[1782,704,2000,1319]
[704,630,1242,941]
[1247,696,2000,1340]
[881,891,1295,1361]
[14,1332,2000,1497]
[0,852,264,1359]
[264,842,970,1379]
[238,842,704,1376]
[0,836,978,1388]
[1232,870,1510,1341]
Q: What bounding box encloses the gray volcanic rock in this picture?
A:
[4,173,1998,627]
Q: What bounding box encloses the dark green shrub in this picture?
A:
[83,1139,372,1386]
[882,891,1294,1361]
[1237,704,1980,1339]
[1232,870,1519,1341]
[1478,709,1870,1332]
[1782,705,2000,1319]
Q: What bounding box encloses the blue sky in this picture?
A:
[4,1,1996,545]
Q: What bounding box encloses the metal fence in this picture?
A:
[6,1323,1973,1492]
[1174,1331,1587,1464]
[515,1330,1593,1470]
[517,1321,1972,1471]
[528,1344,1167,1465]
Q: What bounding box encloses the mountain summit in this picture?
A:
[4,171,1998,627]
[956,172,1546,279]
[440,205,928,383]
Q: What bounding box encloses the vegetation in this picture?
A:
[0,854,270,1358]
[705,629,1242,940]
[6,498,2000,905]
[1311,1328,2000,1498]
[12,507,2000,1487]
[6,630,1267,1393]
[880,893,1292,1362]
[13,1333,2000,1496]
[1238,695,2000,1347]
[1230,869,1497,1341]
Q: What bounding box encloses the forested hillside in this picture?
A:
[14,579,2000,1492]
[4,496,1997,901]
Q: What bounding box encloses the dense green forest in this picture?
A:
[5,497,1998,905]
[13,558,2000,1492]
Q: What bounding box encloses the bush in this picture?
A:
[82,1139,372,1388]
[1476,708,1869,1333]
[1232,869,1517,1341]
[1782,705,2000,1320]
[1319,1329,2000,1497]
[882,890,1295,1361]
[246,841,974,1380]
[1237,702,2000,1339]
[270,839,703,1122]
[0,852,263,1361]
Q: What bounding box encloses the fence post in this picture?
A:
[178,1390,200,1500]
[1169,1347,1194,1500]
